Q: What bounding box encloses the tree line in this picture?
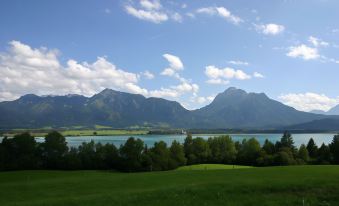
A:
[0,131,339,171]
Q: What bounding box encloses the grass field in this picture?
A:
[2,129,149,137]
[1,165,339,206]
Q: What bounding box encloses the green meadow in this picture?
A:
[1,165,339,206]
[3,129,149,137]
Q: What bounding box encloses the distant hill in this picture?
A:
[310,105,339,115]
[0,87,333,129]
[191,87,326,128]
[0,89,190,129]
[285,118,339,131]
[310,110,328,115]
[328,105,339,115]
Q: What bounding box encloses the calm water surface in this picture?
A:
[28,133,337,148]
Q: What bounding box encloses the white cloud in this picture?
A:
[253,72,264,78]
[228,60,249,66]
[149,82,199,98]
[141,70,155,79]
[287,44,320,60]
[140,0,161,10]
[186,12,195,18]
[171,12,183,22]
[0,41,149,101]
[191,95,215,105]
[162,53,183,70]
[308,36,329,47]
[279,93,339,112]
[0,41,204,103]
[215,7,243,24]
[196,6,243,25]
[160,68,175,76]
[205,65,251,84]
[196,7,215,15]
[255,23,285,35]
[125,1,185,24]
[125,5,168,24]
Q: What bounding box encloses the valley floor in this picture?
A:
[1,165,339,206]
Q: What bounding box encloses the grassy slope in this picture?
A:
[1,166,339,206]
[3,129,149,137]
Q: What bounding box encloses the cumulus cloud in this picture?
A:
[228,60,249,66]
[125,5,168,23]
[0,41,149,101]
[308,36,329,47]
[140,0,161,10]
[125,0,184,24]
[0,41,202,102]
[255,23,285,35]
[196,6,243,25]
[149,82,199,98]
[191,95,215,105]
[205,65,251,85]
[171,12,183,22]
[141,70,155,79]
[287,44,319,60]
[0,41,208,110]
[162,53,184,70]
[160,68,175,76]
[186,12,195,18]
[279,92,339,112]
[253,72,264,78]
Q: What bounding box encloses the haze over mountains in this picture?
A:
[311,105,339,115]
[0,87,338,130]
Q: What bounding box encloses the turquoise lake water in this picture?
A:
[28,133,338,148]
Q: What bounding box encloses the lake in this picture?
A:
[28,133,337,148]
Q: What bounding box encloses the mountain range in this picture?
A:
[0,87,338,130]
[311,105,339,115]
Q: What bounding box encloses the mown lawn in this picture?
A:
[0,165,338,206]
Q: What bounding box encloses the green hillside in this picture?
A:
[1,165,339,206]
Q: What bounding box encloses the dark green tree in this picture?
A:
[298,144,309,164]
[64,147,82,170]
[329,135,339,164]
[40,131,68,169]
[317,143,331,164]
[279,131,295,150]
[274,147,297,166]
[191,137,211,164]
[150,141,170,171]
[262,139,275,155]
[306,138,318,159]
[169,140,187,169]
[184,133,195,164]
[237,138,261,165]
[94,143,119,169]
[208,135,237,164]
[119,137,145,172]
[78,141,97,169]
[1,133,39,170]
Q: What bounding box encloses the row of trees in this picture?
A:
[0,131,339,171]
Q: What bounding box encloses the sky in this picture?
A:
[0,0,339,112]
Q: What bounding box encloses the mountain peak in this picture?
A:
[19,94,40,101]
[222,87,247,95]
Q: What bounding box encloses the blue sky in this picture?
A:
[0,0,339,111]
